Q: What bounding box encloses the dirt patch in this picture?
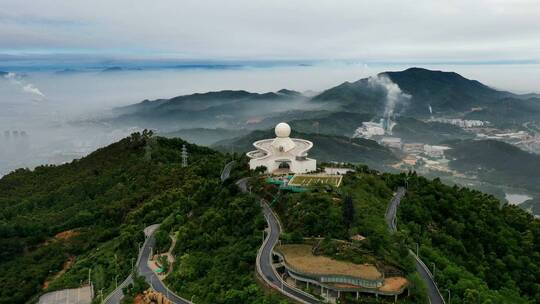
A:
[134,294,146,304]
[41,229,81,247]
[42,256,75,290]
[277,244,382,280]
[54,229,80,240]
[379,277,408,292]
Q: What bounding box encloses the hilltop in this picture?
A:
[0,132,235,303]
[109,68,540,133]
[112,89,311,130]
[312,67,540,123]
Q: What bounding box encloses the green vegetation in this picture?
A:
[2,124,539,304]
[271,168,426,303]
[0,131,213,303]
[447,139,540,194]
[161,183,291,304]
[387,172,540,303]
[289,112,374,137]
[392,117,472,144]
[120,274,149,304]
[160,128,249,146]
[0,132,282,304]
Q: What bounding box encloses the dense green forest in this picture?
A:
[266,169,428,304]
[2,131,539,304]
[153,179,290,304]
[386,172,540,303]
[0,132,284,304]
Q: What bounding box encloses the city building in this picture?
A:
[247,122,316,174]
[379,137,402,149]
[428,118,488,128]
[423,145,450,158]
[402,143,425,154]
[353,118,396,139]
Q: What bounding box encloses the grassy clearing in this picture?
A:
[288,174,342,187]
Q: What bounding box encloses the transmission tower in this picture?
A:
[181,144,188,167]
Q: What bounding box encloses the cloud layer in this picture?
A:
[0,0,539,62]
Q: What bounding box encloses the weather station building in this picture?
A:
[247,122,316,174]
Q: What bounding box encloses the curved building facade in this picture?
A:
[247,122,316,174]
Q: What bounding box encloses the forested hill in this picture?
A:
[2,132,540,303]
[446,139,540,194]
[390,173,540,303]
[0,131,227,303]
[312,68,540,121]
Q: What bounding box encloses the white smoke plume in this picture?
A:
[368,75,410,118]
[4,72,46,99]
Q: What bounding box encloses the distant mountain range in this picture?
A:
[112,67,540,131]
[314,67,540,121]
[112,88,312,130]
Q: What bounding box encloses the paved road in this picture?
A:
[386,188,445,304]
[106,161,237,304]
[220,161,235,181]
[385,187,406,233]
[236,178,320,304]
[413,252,444,304]
[138,226,192,304]
[105,224,192,304]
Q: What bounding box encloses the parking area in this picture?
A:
[38,286,93,304]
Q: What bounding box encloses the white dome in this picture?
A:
[275,122,291,138]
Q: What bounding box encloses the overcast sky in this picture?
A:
[1,0,539,63]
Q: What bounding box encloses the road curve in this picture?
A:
[236,178,320,304]
[105,224,192,304]
[220,161,235,181]
[386,188,445,304]
[138,227,193,304]
[412,252,444,304]
[385,187,406,233]
[106,161,237,304]
[104,225,161,304]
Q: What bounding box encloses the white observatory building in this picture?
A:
[247,122,316,174]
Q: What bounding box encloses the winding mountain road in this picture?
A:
[385,187,406,233]
[104,160,238,304]
[385,187,445,304]
[220,161,235,181]
[236,178,321,304]
[105,225,192,304]
[138,226,192,304]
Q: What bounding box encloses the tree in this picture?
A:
[342,194,355,230]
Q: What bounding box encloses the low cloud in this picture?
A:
[4,72,45,100]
